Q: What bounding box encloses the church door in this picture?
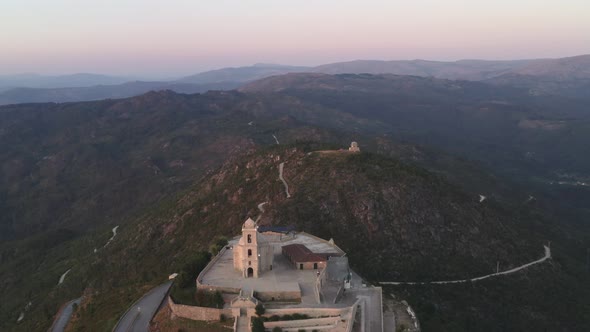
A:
[247,267,254,278]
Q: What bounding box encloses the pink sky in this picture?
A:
[1,0,589,77]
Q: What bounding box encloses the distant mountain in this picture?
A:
[312,55,590,98]
[177,63,310,84]
[312,59,535,80]
[0,64,307,105]
[0,73,133,92]
[506,54,590,79]
[0,80,240,105]
[2,56,588,105]
[484,55,590,99]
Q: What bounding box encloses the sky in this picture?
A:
[1,0,589,78]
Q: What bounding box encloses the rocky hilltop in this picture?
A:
[64,143,588,331]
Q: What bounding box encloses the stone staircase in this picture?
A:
[235,308,249,332]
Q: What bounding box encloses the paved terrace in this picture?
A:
[199,233,343,306]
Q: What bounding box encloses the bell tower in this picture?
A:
[242,218,260,278]
[234,218,260,278]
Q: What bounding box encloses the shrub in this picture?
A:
[292,313,309,320]
[255,303,266,316]
[194,289,224,308]
[273,327,284,332]
[251,317,265,332]
[269,315,281,321]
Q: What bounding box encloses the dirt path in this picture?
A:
[58,269,71,285]
[103,225,119,248]
[381,245,551,285]
[256,202,268,221]
[279,162,291,198]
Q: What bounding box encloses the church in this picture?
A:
[232,218,274,278]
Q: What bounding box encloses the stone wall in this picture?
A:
[315,266,327,303]
[346,299,362,332]
[167,296,232,321]
[264,317,340,330]
[264,306,350,318]
[292,261,328,270]
[254,290,301,302]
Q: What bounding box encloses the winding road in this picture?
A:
[112,281,173,332]
[50,298,82,332]
[278,162,291,198]
[381,245,551,285]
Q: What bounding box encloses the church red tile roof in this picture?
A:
[282,244,327,263]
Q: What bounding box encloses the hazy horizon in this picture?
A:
[2,0,590,77]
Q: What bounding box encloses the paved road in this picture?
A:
[381,245,551,285]
[113,281,173,332]
[51,298,82,332]
[278,162,291,198]
[272,134,280,145]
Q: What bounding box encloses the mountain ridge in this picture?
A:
[1,54,589,105]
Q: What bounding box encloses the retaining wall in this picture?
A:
[264,317,339,330]
[315,267,328,303]
[264,306,349,318]
[346,299,362,332]
[255,290,301,302]
[167,296,232,321]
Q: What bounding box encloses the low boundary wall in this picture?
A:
[196,246,229,288]
[264,317,339,330]
[167,296,232,321]
[264,306,349,318]
[346,299,362,332]
[315,266,328,303]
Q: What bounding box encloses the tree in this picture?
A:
[255,303,266,316]
[214,291,224,308]
[251,317,265,332]
[210,236,229,255]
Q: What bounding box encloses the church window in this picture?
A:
[248,249,252,257]
[247,234,252,243]
[249,261,251,266]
